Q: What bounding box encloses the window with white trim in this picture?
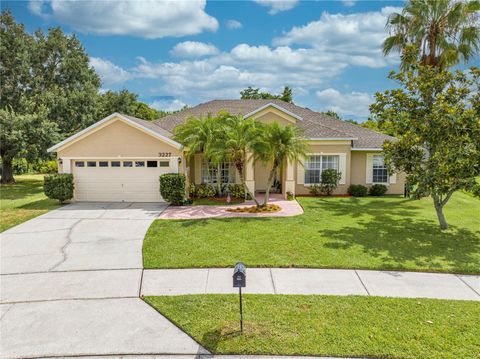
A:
[372,155,388,183]
[304,155,339,184]
[201,160,236,184]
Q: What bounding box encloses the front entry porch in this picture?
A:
[188,154,297,199]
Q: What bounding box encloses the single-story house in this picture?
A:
[48,99,405,202]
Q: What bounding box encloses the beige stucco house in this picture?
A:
[48,99,405,202]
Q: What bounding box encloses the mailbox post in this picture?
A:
[233,262,246,333]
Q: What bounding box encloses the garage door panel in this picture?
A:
[72,160,171,202]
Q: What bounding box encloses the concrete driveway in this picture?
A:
[1,202,208,359]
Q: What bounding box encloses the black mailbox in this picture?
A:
[233,262,246,288]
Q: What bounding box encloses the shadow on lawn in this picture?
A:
[0,180,45,200]
[317,198,480,273]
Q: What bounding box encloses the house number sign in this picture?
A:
[158,152,171,157]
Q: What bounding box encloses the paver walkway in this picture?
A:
[159,194,304,219]
[0,202,208,359]
[142,268,480,301]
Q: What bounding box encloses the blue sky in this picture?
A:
[2,0,451,120]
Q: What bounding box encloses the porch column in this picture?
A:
[61,157,71,174]
[284,158,295,198]
[245,152,255,194]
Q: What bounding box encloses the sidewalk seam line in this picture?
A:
[455,274,480,297]
[270,268,277,294]
[204,268,210,293]
[354,270,370,296]
[1,296,139,305]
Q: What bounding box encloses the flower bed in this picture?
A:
[226,204,281,213]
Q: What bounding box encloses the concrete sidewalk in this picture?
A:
[141,268,480,301]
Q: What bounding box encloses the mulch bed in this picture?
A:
[226,204,282,213]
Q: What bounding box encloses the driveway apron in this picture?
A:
[0,202,208,358]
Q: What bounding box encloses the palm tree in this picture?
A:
[222,114,264,207]
[174,114,224,193]
[383,0,480,70]
[258,122,307,207]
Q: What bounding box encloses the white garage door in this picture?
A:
[72,159,175,202]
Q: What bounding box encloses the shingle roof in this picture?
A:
[122,113,174,139]
[152,99,395,149]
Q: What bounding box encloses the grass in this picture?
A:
[192,198,244,206]
[0,174,60,232]
[143,192,480,273]
[144,294,480,359]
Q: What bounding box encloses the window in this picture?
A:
[123,161,133,167]
[202,160,236,184]
[304,155,339,184]
[87,161,97,167]
[372,155,388,183]
[99,161,108,167]
[75,161,85,167]
[147,161,158,168]
[135,161,145,167]
[111,161,120,167]
[159,161,169,167]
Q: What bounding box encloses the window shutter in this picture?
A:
[366,154,373,184]
[297,158,305,185]
[389,173,397,184]
[194,154,202,184]
[338,154,347,185]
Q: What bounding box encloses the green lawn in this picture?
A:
[144,294,480,359]
[143,193,480,273]
[0,174,60,232]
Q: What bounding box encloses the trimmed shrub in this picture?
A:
[309,184,322,196]
[44,174,74,203]
[160,173,186,205]
[195,184,217,198]
[369,184,388,196]
[321,169,342,196]
[227,183,245,198]
[348,184,368,197]
[187,183,196,198]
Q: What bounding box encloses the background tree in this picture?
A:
[97,89,160,121]
[0,10,99,182]
[383,0,480,71]
[240,86,294,103]
[0,107,59,183]
[370,66,480,229]
[257,122,307,207]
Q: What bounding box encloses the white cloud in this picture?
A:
[316,88,373,117]
[273,6,401,67]
[342,0,356,7]
[29,0,218,39]
[253,0,299,15]
[150,98,186,112]
[89,57,132,85]
[171,41,219,58]
[226,19,243,29]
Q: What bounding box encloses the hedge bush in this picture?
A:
[195,184,217,198]
[321,169,342,195]
[159,173,185,205]
[309,184,322,196]
[369,184,388,196]
[187,183,196,198]
[44,174,74,203]
[348,184,368,197]
[226,183,245,198]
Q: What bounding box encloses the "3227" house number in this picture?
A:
[158,152,171,157]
